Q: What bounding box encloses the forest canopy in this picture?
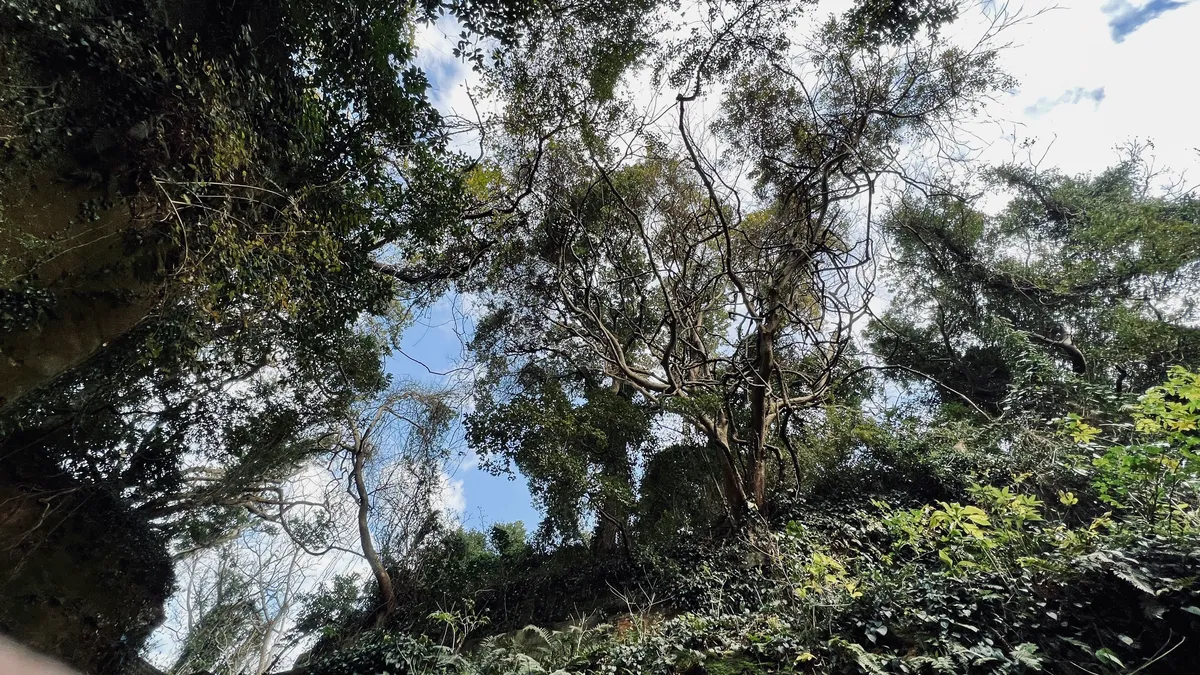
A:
[2,1,1199,674]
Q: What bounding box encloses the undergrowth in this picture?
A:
[300,369,1200,674]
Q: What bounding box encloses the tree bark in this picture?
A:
[747,322,776,512]
[711,431,750,524]
[351,448,397,625]
[592,379,632,556]
[592,493,624,556]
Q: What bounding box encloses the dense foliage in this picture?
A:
[870,148,1200,418]
[2,0,1199,674]
[2,0,459,559]
[295,368,1200,674]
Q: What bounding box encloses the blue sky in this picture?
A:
[409,0,1200,535]
[383,296,541,531]
[1103,0,1192,42]
[148,1,1200,664]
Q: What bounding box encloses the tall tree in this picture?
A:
[0,0,677,550]
[466,358,652,553]
[870,146,1200,420]
[0,0,547,411]
[469,0,1014,521]
[324,386,455,626]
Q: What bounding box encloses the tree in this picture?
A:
[469,0,1014,521]
[0,1,685,664]
[0,320,389,554]
[466,360,652,554]
[159,385,458,668]
[0,0,551,412]
[0,0,676,558]
[322,385,456,626]
[870,145,1200,421]
[165,524,322,675]
[168,556,261,675]
[0,0,531,561]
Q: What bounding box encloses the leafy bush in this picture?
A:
[306,371,1200,674]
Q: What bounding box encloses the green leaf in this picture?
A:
[1095,648,1124,668]
[1012,643,1043,669]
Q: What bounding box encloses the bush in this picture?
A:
[307,371,1200,674]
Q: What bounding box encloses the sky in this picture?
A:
[383,295,541,530]
[148,0,1200,667]
[968,0,1198,174]
[408,0,1200,531]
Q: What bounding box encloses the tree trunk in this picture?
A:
[711,431,750,524]
[746,322,775,512]
[592,379,632,557]
[351,449,397,625]
[592,493,624,556]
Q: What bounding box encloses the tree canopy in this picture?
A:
[4,1,1200,674]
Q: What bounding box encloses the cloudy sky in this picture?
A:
[383,294,539,529]
[149,2,1200,665]
[975,0,1197,173]
[405,0,1200,530]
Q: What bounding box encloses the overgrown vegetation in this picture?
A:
[285,368,1200,674]
[2,0,1199,674]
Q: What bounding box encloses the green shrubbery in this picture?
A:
[301,369,1200,674]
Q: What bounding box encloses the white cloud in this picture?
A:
[1024,86,1106,116]
[415,16,498,157]
[1102,0,1194,43]
[434,472,467,517]
[963,1,1199,175]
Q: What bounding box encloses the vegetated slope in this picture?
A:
[294,369,1200,675]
